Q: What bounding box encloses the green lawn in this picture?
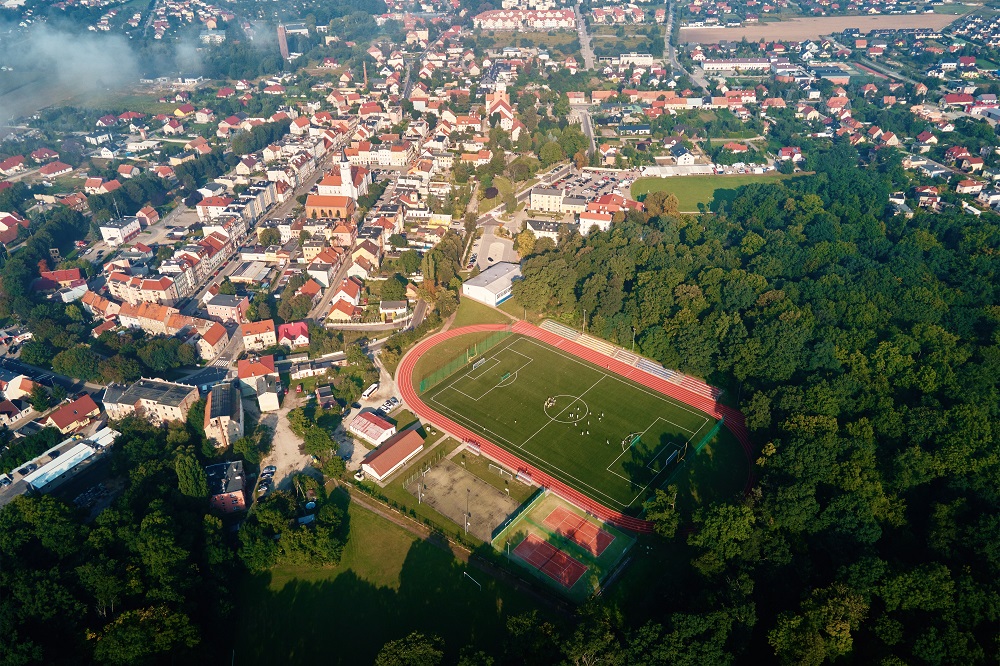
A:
[933,4,972,14]
[235,497,547,665]
[630,173,801,211]
[451,297,513,329]
[421,335,717,512]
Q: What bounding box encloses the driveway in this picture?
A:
[257,394,321,492]
[477,226,518,270]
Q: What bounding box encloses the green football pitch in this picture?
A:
[422,335,716,511]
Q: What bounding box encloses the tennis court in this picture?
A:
[513,534,588,589]
[542,506,615,557]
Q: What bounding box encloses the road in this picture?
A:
[855,56,920,86]
[573,105,598,155]
[575,2,596,70]
[664,0,708,92]
[0,356,104,393]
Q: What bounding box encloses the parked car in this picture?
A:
[262,465,276,476]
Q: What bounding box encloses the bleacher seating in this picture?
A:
[540,320,581,341]
[613,349,640,366]
[578,334,617,358]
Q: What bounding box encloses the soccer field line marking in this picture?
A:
[519,375,605,451]
[427,354,696,511]
[618,415,716,507]
[423,335,716,510]
[514,336,709,423]
[446,348,534,402]
[604,417,668,482]
[466,356,500,380]
[428,393,630,508]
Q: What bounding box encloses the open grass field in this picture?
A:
[235,496,547,665]
[421,335,717,512]
[451,297,512,329]
[630,173,800,211]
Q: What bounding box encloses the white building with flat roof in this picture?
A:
[462,261,521,307]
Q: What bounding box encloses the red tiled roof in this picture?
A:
[46,394,99,430]
[363,428,425,478]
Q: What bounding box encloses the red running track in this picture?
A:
[397,322,755,534]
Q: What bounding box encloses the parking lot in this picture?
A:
[549,169,642,201]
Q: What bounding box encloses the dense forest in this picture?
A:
[510,143,1000,662]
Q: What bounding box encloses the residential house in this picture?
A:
[240,319,277,351]
[102,379,199,424]
[204,383,243,449]
[277,321,310,348]
[44,394,101,434]
[206,294,249,323]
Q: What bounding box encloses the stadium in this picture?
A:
[397,320,753,532]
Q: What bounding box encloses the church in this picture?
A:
[317,152,372,200]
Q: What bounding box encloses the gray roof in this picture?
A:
[208,383,235,418]
[464,261,521,294]
[531,186,563,197]
[104,379,197,408]
[526,219,563,233]
[207,294,244,308]
[206,460,244,495]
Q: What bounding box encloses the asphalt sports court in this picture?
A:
[422,334,714,512]
[403,458,521,542]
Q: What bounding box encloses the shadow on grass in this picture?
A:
[234,493,542,665]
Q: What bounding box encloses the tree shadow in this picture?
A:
[232,495,546,665]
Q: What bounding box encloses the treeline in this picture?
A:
[0,416,237,665]
[230,119,292,157]
[512,143,1000,663]
[0,206,90,321]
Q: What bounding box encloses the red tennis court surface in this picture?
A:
[543,507,616,557]
[513,534,588,588]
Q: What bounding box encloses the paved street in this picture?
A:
[575,1,596,71]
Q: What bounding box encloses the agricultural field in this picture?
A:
[680,13,961,43]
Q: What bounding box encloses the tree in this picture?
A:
[217,277,236,296]
[644,487,680,538]
[29,384,52,412]
[174,448,208,497]
[375,632,445,666]
[389,233,408,248]
[516,229,536,258]
[539,141,565,167]
[258,227,281,246]
[51,345,100,382]
[381,274,408,301]
[574,149,589,169]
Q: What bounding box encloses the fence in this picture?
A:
[418,329,512,393]
[694,416,724,454]
[490,486,546,543]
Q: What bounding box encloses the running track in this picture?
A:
[396,321,755,534]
